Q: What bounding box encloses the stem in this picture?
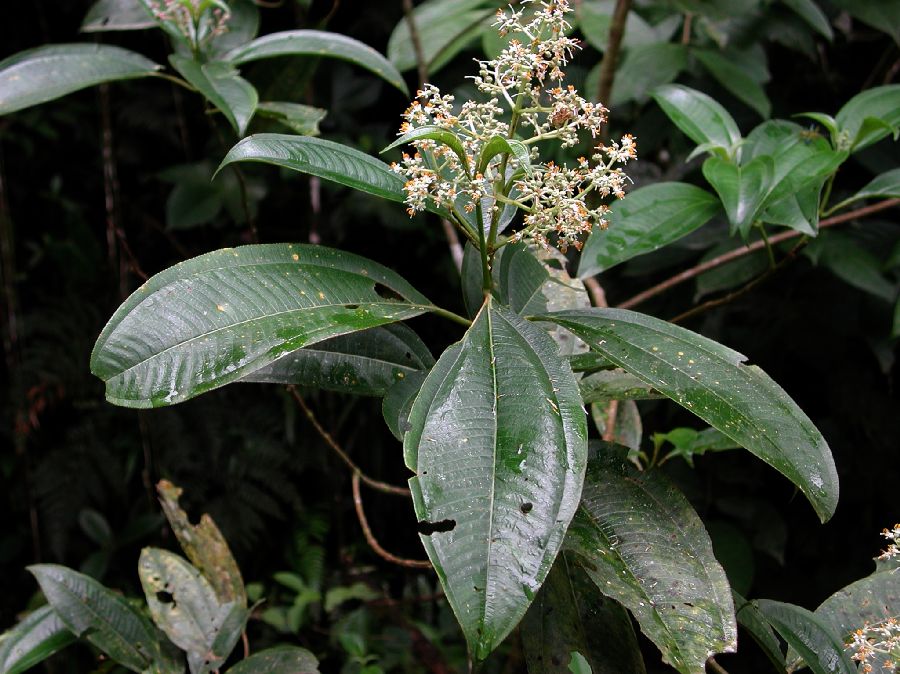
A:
[757,223,776,268]
[706,656,730,674]
[150,71,198,93]
[403,0,428,90]
[352,473,432,569]
[819,171,837,216]
[288,387,410,496]
[596,0,633,110]
[442,218,464,273]
[616,198,900,309]
[417,304,472,327]
[476,201,492,293]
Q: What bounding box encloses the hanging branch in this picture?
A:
[616,198,900,310]
[596,0,633,111]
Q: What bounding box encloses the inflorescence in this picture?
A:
[391,0,636,253]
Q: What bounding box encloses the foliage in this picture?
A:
[0,0,899,672]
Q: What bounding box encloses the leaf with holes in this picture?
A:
[225,646,320,674]
[538,308,839,521]
[564,450,737,674]
[404,297,587,662]
[138,548,248,674]
[651,84,741,154]
[218,134,450,218]
[224,29,408,95]
[0,606,77,674]
[242,323,434,396]
[520,553,646,674]
[578,183,721,277]
[90,244,433,408]
[169,56,257,136]
[27,564,161,672]
[756,600,855,674]
[0,44,161,116]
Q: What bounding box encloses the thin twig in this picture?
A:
[99,84,128,300]
[706,656,730,674]
[596,0,633,109]
[288,387,410,496]
[583,276,608,308]
[602,400,619,442]
[403,0,428,90]
[241,631,249,659]
[681,13,693,45]
[616,198,900,310]
[352,473,431,568]
[442,218,464,272]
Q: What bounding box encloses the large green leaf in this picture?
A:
[81,0,156,32]
[387,0,492,74]
[578,183,721,277]
[139,548,247,674]
[90,244,433,408]
[0,606,77,674]
[242,323,434,396]
[225,646,320,674]
[604,43,688,107]
[755,600,855,674]
[403,298,587,662]
[539,309,839,521]
[651,84,741,153]
[27,564,160,672]
[0,44,160,116]
[814,567,900,643]
[694,49,771,119]
[702,155,774,237]
[732,592,787,672]
[224,30,408,96]
[218,134,449,218]
[382,370,427,441]
[565,450,737,674]
[169,55,257,136]
[520,553,646,674]
[579,0,669,51]
[835,85,900,152]
[804,231,896,302]
[780,0,833,39]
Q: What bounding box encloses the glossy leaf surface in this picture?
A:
[540,308,839,521]
[224,30,408,96]
[733,592,786,672]
[169,56,257,136]
[835,84,900,151]
[382,370,427,441]
[780,0,833,39]
[565,451,737,674]
[694,49,771,119]
[218,134,449,217]
[255,102,326,136]
[28,564,159,672]
[0,44,160,115]
[651,84,741,153]
[814,568,900,642]
[91,244,431,408]
[382,125,471,174]
[404,299,587,661]
[703,155,774,237]
[756,600,855,674]
[477,135,532,177]
[579,369,662,403]
[242,323,434,396]
[578,183,720,277]
[81,0,155,32]
[0,606,76,674]
[846,167,900,203]
[225,646,320,674]
[520,553,646,674]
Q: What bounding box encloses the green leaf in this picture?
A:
[815,564,900,640]
[218,134,449,218]
[702,155,774,236]
[255,102,325,136]
[579,369,662,403]
[0,44,161,116]
[224,646,320,674]
[0,606,77,674]
[539,308,839,522]
[696,241,768,298]
[694,49,771,119]
[651,84,741,154]
[27,564,160,672]
[591,400,642,452]
[205,0,260,60]
[835,85,900,152]
[382,370,427,441]
[477,135,532,177]
[578,183,721,277]
[520,553,647,674]
[224,30,408,96]
[894,296,900,339]
[844,167,900,204]
[804,231,897,302]
[404,298,588,662]
[779,0,833,39]
[78,509,114,547]
[492,243,550,315]
[157,480,246,606]
[139,548,247,674]
[382,125,471,175]
[387,0,492,75]
[578,1,667,51]
[829,0,900,45]
[732,592,786,672]
[81,0,156,32]
[461,242,486,318]
[324,583,380,612]
[604,43,687,107]
[755,600,855,674]
[90,244,432,408]
[169,55,257,136]
[241,323,434,396]
[565,450,737,674]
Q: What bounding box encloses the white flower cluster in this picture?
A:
[147,0,231,46]
[391,0,635,253]
[847,617,900,673]
[878,523,900,562]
